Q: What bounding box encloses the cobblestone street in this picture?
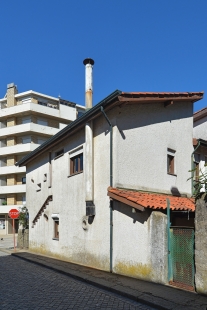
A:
[0,253,156,310]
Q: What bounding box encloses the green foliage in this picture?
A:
[18,206,29,229]
[2,201,7,205]
[188,166,207,200]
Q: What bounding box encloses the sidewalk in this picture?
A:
[0,234,17,249]
[3,249,207,310]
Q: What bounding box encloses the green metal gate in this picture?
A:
[169,227,195,291]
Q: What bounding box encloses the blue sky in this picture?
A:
[0,1,206,111]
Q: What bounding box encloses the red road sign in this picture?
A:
[8,209,19,219]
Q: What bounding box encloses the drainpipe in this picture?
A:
[100,106,113,273]
[191,140,201,196]
[167,198,172,282]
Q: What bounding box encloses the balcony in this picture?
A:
[0,102,77,122]
[0,143,39,156]
[0,123,59,139]
[0,165,26,176]
[0,184,26,195]
[0,204,25,213]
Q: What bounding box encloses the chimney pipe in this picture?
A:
[83,58,94,109]
[83,58,95,217]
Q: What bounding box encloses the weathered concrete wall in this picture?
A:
[17,229,29,248]
[195,196,207,294]
[113,202,168,284]
[150,211,168,284]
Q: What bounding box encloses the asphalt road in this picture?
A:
[0,252,156,310]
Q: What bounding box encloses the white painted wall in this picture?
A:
[112,102,193,196]
[193,116,207,140]
[25,100,193,283]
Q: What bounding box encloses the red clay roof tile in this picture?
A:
[108,187,195,212]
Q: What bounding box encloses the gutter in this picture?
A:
[100,106,113,273]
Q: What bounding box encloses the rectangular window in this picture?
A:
[55,149,64,159]
[37,138,47,145]
[22,117,31,124]
[22,136,31,144]
[194,162,199,181]
[49,152,52,188]
[0,198,6,206]
[167,154,174,174]
[37,119,47,126]
[194,153,200,182]
[0,215,5,230]
[70,153,83,175]
[167,148,176,175]
[54,220,59,239]
[22,177,26,184]
[22,195,26,204]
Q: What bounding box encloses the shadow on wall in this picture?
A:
[113,201,150,224]
[171,186,181,197]
[94,101,192,139]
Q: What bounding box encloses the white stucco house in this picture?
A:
[17,80,203,290]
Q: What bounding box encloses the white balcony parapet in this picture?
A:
[0,123,59,139]
[0,165,26,176]
[0,184,26,195]
[0,143,39,156]
[0,204,24,213]
[0,102,77,122]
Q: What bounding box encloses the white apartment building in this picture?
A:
[0,83,85,234]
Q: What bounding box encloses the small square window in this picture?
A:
[70,153,83,175]
[55,149,64,159]
[167,154,174,174]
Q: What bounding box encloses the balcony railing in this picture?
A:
[38,101,59,109]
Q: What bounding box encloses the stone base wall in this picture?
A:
[17,229,29,249]
[195,196,207,294]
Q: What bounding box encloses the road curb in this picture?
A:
[11,252,169,310]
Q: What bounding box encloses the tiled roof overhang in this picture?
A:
[194,106,207,122]
[107,187,195,212]
[16,90,204,167]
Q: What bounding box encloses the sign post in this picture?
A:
[8,209,19,251]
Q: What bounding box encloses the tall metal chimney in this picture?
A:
[83,58,94,109]
[83,58,95,217]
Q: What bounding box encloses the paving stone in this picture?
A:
[0,253,155,309]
